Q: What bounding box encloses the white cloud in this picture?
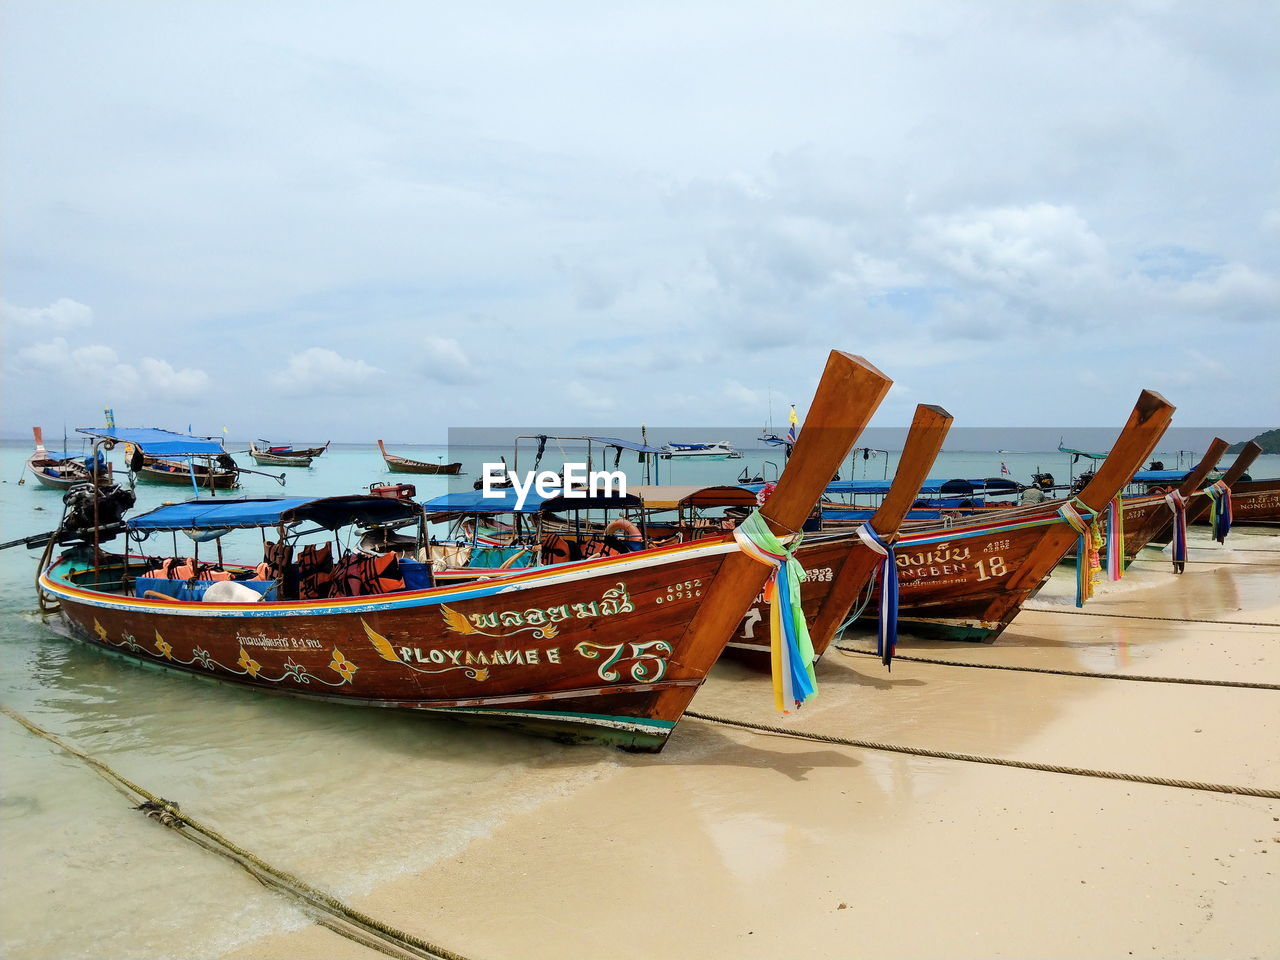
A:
[1,297,93,330]
[419,336,481,385]
[566,380,614,413]
[16,336,210,400]
[272,347,382,396]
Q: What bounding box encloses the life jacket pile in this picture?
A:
[140,558,233,581]
[332,552,405,598]
[296,543,337,600]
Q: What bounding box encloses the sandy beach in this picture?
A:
[218,528,1280,960]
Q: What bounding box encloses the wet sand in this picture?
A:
[231,528,1280,960]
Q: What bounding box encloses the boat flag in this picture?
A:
[786,405,798,445]
[1000,461,1011,476]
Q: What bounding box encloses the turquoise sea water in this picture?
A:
[1,438,1276,958]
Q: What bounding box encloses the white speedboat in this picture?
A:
[661,440,742,460]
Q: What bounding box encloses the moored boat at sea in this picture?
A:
[378,440,463,475]
[30,350,891,750]
[661,440,742,460]
[24,427,112,490]
[249,442,314,467]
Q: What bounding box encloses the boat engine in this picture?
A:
[1031,472,1055,490]
[1070,470,1095,495]
[60,482,136,543]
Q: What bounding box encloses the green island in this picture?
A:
[1227,428,1280,454]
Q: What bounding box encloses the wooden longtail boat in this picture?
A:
[35,351,890,750]
[378,440,463,475]
[1218,477,1280,525]
[257,440,330,458]
[828,390,1176,642]
[1113,439,1227,558]
[728,403,955,659]
[1147,442,1260,545]
[249,442,314,468]
[133,455,241,490]
[24,427,112,490]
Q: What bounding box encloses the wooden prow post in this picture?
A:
[654,351,892,722]
[1001,389,1176,596]
[808,403,954,654]
[1072,390,1177,514]
[1158,441,1260,535]
[1173,439,1229,498]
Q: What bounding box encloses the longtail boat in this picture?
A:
[378,440,463,475]
[1218,476,1280,525]
[133,455,241,489]
[257,440,330,458]
[24,427,112,490]
[1113,439,1227,559]
[31,350,890,750]
[1146,442,1261,546]
[249,442,314,468]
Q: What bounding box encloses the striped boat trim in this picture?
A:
[42,537,739,618]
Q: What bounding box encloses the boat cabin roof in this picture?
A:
[1131,469,1191,483]
[420,488,643,518]
[742,477,1020,497]
[630,485,758,511]
[127,495,420,532]
[78,426,225,456]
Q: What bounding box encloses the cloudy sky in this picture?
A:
[2,1,1277,442]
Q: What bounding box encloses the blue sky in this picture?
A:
[2,1,1277,442]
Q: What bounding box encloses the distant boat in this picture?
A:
[250,442,314,467]
[256,440,330,459]
[378,440,462,475]
[661,441,742,460]
[25,427,112,490]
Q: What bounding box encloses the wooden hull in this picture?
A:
[385,458,463,475]
[27,459,113,490]
[1218,478,1280,525]
[729,504,1087,650]
[135,458,239,489]
[42,539,751,751]
[250,447,313,467]
[379,439,461,474]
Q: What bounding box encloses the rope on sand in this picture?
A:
[831,645,1280,690]
[1019,606,1279,628]
[0,705,471,960]
[684,710,1280,799]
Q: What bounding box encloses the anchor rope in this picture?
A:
[683,711,1280,799]
[0,705,471,960]
[1019,606,1280,628]
[831,645,1280,690]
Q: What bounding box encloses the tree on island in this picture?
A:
[1227,428,1280,454]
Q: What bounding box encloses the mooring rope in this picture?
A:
[0,705,470,960]
[1019,606,1279,628]
[683,710,1280,799]
[831,645,1280,690]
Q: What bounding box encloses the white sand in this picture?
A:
[230,529,1280,959]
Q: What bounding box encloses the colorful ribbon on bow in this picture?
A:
[733,509,817,712]
[1203,481,1233,544]
[1058,500,1102,607]
[1163,490,1188,573]
[1104,495,1126,581]
[855,522,899,668]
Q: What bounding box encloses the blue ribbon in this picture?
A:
[856,523,898,668]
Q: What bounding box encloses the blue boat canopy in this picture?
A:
[127,496,421,532]
[1131,469,1191,483]
[422,489,547,515]
[77,426,225,457]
